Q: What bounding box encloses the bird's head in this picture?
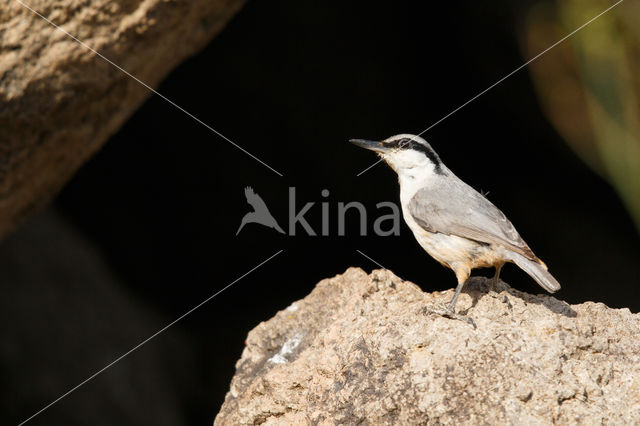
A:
[350,134,444,177]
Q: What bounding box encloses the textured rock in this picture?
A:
[215,268,640,425]
[0,0,245,240]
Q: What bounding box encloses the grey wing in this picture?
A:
[408,180,537,261]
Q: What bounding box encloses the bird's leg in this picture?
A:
[491,263,504,292]
[435,268,475,327]
[447,279,466,314]
[446,266,470,314]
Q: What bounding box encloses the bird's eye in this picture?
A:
[384,138,411,150]
[391,138,411,150]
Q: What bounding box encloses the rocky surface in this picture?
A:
[215,268,640,425]
[0,0,245,240]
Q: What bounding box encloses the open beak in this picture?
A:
[349,139,388,153]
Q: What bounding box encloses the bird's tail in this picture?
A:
[508,252,561,293]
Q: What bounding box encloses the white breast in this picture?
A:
[398,174,502,270]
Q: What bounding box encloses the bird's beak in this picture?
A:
[349,139,388,153]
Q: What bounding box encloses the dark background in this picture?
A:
[6,1,640,425]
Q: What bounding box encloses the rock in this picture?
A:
[215,268,640,425]
[0,0,245,240]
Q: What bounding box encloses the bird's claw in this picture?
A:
[425,305,477,329]
[442,309,477,329]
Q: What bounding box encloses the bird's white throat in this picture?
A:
[382,150,441,200]
[382,149,440,179]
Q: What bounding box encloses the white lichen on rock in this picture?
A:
[268,333,304,364]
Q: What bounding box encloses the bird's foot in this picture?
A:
[490,277,512,293]
[496,293,513,310]
[485,279,512,309]
[425,304,476,329]
[487,288,501,299]
[487,275,502,294]
[443,309,477,329]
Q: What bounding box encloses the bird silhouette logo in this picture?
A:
[236,186,285,235]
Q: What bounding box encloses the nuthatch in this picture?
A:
[351,134,560,314]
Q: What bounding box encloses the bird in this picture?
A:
[350,134,560,314]
[236,186,285,235]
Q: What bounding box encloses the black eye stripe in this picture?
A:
[384,138,444,174]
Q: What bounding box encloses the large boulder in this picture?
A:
[0,0,245,239]
[216,268,640,425]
